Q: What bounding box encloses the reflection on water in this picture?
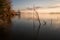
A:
[0,16,12,40]
[21,13,60,22]
[1,13,60,40]
[12,13,60,40]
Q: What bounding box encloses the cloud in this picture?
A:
[47,3,60,8]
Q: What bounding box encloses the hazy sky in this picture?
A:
[12,0,60,10]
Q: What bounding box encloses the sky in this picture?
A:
[12,0,60,11]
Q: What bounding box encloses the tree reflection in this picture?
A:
[0,16,12,40]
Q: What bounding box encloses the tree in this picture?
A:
[0,0,11,16]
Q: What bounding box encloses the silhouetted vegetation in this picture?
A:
[0,0,12,40]
[0,0,12,16]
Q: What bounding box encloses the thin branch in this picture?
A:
[33,6,41,40]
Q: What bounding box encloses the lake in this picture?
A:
[0,13,60,40]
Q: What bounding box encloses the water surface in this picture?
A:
[0,13,60,40]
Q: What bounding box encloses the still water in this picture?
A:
[0,13,60,40]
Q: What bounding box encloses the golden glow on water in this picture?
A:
[21,8,60,20]
[21,13,60,20]
[20,13,60,29]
